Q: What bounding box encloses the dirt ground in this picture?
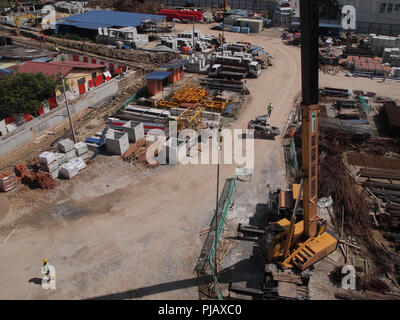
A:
[1,25,400,300]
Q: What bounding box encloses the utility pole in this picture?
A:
[214,126,222,296]
[61,76,77,143]
[192,15,196,53]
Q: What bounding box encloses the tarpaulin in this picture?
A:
[103,71,112,81]
[48,97,57,109]
[78,83,86,95]
[94,74,104,86]
[5,116,15,125]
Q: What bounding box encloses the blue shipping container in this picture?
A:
[240,27,250,34]
[231,26,240,32]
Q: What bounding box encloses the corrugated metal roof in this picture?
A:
[31,57,54,63]
[57,10,166,30]
[49,61,106,69]
[161,59,186,70]
[0,68,15,76]
[143,71,171,80]
[17,61,73,77]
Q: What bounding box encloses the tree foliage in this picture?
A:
[319,0,341,20]
[0,72,63,119]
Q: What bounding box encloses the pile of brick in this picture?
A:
[0,172,17,192]
[346,56,392,76]
[15,164,57,189]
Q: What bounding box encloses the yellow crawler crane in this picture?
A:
[14,13,39,31]
[259,0,338,271]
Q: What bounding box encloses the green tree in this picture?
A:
[0,72,63,119]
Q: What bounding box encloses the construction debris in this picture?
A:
[0,172,17,192]
[122,138,159,168]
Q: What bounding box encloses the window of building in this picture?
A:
[77,77,85,85]
[395,4,400,11]
[388,3,393,12]
[92,72,97,79]
[380,3,387,12]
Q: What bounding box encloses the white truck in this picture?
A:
[212,56,262,78]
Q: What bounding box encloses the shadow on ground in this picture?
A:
[28,278,42,286]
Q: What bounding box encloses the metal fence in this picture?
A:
[289,137,298,174]
[358,94,370,115]
[207,174,237,300]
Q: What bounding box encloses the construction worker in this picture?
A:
[41,258,56,290]
[267,102,273,117]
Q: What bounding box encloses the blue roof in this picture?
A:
[143,71,171,80]
[57,10,166,30]
[160,59,187,70]
[31,57,54,63]
[0,68,15,75]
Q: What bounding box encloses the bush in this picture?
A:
[0,72,64,118]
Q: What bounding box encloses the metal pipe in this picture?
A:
[214,127,222,292]
[283,178,304,259]
[61,76,77,143]
[300,0,319,105]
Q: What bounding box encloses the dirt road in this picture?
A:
[0,27,302,299]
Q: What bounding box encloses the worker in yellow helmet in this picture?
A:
[41,258,56,290]
[267,102,273,117]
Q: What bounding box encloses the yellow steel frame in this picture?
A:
[157,100,179,109]
[176,108,203,132]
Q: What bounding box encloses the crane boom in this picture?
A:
[260,0,338,271]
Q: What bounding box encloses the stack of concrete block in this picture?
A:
[71,157,87,171]
[74,142,89,160]
[392,67,400,77]
[368,34,400,56]
[118,121,145,143]
[382,47,400,66]
[55,152,68,167]
[59,161,79,179]
[159,137,186,165]
[185,53,210,74]
[39,151,59,179]
[105,130,129,155]
[57,139,76,161]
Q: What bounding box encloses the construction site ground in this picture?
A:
[1,25,400,300]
